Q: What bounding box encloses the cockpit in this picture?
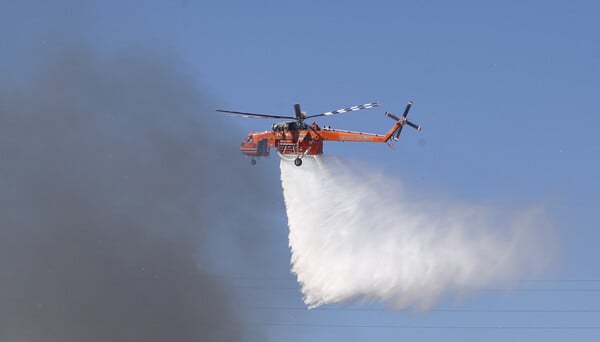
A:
[241,135,253,145]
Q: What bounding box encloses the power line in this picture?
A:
[527,279,600,283]
[243,306,600,313]
[251,322,600,330]
[233,285,600,293]
[217,274,600,283]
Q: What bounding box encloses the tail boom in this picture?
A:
[316,100,421,144]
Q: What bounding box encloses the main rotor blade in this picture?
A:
[305,101,380,119]
[294,104,303,120]
[216,109,295,120]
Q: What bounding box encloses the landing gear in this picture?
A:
[294,158,302,167]
[251,159,257,165]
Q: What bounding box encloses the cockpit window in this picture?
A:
[245,136,253,143]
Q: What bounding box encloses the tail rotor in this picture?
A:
[386,101,421,141]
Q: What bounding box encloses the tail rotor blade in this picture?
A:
[405,120,422,131]
[385,111,400,121]
[394,125,403,140]
[402,101,413,118]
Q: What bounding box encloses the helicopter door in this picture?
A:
[257,139,269,156]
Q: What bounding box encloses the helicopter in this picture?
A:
[217,100,421,166]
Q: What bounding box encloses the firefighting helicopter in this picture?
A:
[217,101,421,166]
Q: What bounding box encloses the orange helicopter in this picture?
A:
[217,101,421,166]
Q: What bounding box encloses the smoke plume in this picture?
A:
[281,156,553,310]
[0,44,276,341]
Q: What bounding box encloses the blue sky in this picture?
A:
[2,0,599,340]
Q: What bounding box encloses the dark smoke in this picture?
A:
[0,43,276,341]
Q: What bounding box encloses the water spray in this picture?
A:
[280,156,552,310]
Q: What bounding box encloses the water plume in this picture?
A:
[281,156,553,310]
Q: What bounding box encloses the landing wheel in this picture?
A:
[251,159,257,165]
[294,158,302,167]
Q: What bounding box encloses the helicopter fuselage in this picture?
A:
[220,100,421,166]
[240,120,403,161]
[240,122,324,158]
